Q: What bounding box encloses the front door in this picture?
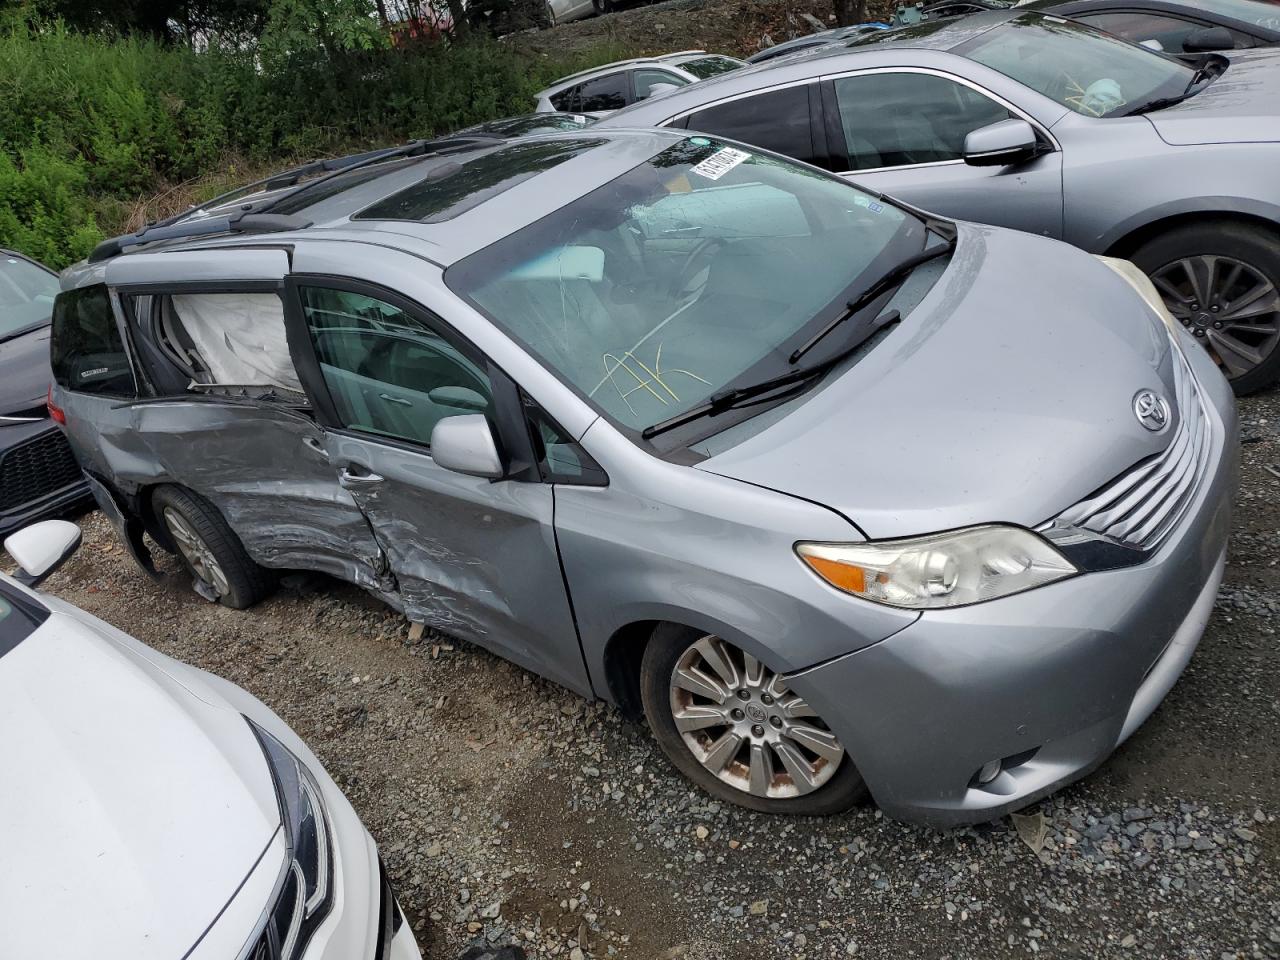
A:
[284,277,590,695]
[823,70,1065,239]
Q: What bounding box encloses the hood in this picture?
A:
[0,324,54,416]
[1146,49,1280,145]
[698,224,1177,539]
[0,606,281,960]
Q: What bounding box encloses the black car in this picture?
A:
[898,0,1280,54]
[0,250,89,535]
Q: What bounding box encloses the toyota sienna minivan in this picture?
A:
[49,129,1237,825]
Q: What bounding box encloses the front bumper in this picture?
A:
[0,419,91,537]
[786,355,1238,828]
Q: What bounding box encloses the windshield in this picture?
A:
[0,253,60,338]
[959,14,1195,116]
[677,56,744,79]
[447,137,925,436]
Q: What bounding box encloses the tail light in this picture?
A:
[47,385,66,425]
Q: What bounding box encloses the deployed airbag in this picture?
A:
[171,292,301,391]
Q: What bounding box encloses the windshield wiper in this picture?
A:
[1124,59,1221,116]
[788,237,955,365]
[640,309,902,441]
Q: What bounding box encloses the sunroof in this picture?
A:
[353,138,605,224]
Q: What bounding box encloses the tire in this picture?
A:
[1130,220,1280,395]
[640,623,868,815]
[152,485,275,609]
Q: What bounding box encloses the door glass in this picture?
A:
[1076,12,1212,52]
[298,286,493,447]
[633,69,690,101]
[550,83,581,111]
[685,85,819,165]
[575,73,630,111]
[833,72,1011,171]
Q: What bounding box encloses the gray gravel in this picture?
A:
[28,388,1280,960]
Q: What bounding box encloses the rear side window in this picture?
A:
[575,73,630,111]
[51,284,137,398]
[684,85,819,165]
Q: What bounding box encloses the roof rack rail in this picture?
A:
[655,49,708,59]
[88,135,494,263]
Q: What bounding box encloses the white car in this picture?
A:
[0,520,422,960]
[533,50,745,112]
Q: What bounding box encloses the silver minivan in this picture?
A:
[51,129,1236,826]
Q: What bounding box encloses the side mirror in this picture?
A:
[428,385,489,412]
[1184,26,1234,53]
[963,118,1041,167]
[1139,38,1165,52]
[641,82,680,100]
[430,415,503,479]
[4,520,82,588]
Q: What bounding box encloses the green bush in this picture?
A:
[0,21,638,268]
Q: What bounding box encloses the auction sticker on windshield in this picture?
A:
[691,147,751,181]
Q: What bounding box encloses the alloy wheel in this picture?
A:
[1150,254,1280,380]
[162,506,231,597]
[668,635,844,799]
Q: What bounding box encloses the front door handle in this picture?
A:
[339,464,384,487]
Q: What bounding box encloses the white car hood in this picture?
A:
[0,605,281,960]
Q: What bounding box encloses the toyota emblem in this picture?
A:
[1132,390,1171,433]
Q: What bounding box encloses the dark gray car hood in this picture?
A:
[698,223,1176,540]
[1147,48,1280,145]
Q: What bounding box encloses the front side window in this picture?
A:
[633,69,690,101]
[832,72,1010,170]
[959,13,1195,116]
[447,138,924,437]
[685,85,819,166]
[575,73,630,111]
[0,254,60,338]
[549,84,581,111]
[50,284,137,398]
[299,287,493,448]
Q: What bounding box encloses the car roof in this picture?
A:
[81,129,687,275]
[1015,0,1280,37]
[537,52,709,96]
[597,10,1022,125]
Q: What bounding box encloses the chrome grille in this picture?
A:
[1048,347,1211,552]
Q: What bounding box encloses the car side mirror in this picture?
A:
[641,82,680,100]
[4,520,82,588]
[963,118,1041,167]
[1184,26,1234,53]
[430,415,503,479]
[1139,38,1165,52]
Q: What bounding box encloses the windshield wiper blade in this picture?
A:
[1125,60,1221,116]
[640,309,902,441]
[788,238,955,365]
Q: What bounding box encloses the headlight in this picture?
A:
[1095,255,1180,338]
[796,525,1078,609]
[244,718,333,960]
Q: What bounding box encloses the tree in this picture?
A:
[832,0,868,28]
[19,0,273,41]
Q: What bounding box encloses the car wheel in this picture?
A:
[592,0,612,13]
[640,624,868,815]
[152,485,275,609]
[1132,221,1280,395]
[544,2,557,26]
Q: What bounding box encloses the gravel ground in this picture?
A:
[24,387,1279,960]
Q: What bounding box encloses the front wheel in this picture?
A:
[1132,221,1280,395]
[640,624,868,815]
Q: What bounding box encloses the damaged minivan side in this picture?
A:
[51,129,1237,827]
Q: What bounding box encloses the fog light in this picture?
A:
[976,759,1002,785]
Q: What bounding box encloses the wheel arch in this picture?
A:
[598,608,800,721]
[1101,205,1280,261]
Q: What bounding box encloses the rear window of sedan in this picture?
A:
[676,56,744,79]
[353,139,605,223]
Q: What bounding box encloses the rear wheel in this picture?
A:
[1132,221,1280,395]
[152,485,275,609]
[640,624,868,815]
